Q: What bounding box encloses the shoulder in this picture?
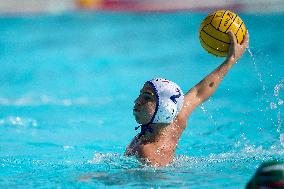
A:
[124,135,140,156]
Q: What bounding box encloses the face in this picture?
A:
[133,83,157,125]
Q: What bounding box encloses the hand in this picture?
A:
[227,30,249,62]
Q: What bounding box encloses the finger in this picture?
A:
[241,30,249,47]
[228,30,237,45]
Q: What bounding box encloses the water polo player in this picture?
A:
[125,30,249,167]
[246,160,284,189]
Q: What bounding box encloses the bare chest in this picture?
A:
[125,136,177,166]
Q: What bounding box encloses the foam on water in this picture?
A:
[86,144,284,171]
[77,144,284,187]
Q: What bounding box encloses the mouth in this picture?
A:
[133,108,139,112]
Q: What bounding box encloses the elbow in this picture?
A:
[195,92,210,105]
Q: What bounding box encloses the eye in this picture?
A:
[143,95,151,101]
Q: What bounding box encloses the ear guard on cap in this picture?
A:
[146,78,184,124]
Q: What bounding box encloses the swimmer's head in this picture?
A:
[133,82,157,125]
[134,78,184,125]
[246,160,284,189]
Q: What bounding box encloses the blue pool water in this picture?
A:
[0,11,284,188]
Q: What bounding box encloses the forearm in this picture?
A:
[194,57,236,102]
[180,31,248,119]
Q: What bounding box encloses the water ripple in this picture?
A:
[0,116,37,127]
[0,94,130,106]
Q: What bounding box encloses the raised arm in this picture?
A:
[178,30,249,120]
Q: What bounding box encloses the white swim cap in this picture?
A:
[146,78,184,124]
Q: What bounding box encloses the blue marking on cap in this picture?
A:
[170,88,181,104]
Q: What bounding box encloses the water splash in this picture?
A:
[248,48,284,148]
[270,78,284,147]
[171,145,284,170]
[277,111,281,133]
[88,152,141,169]
[280,134,284,147]
[248,48,267,95]
[200,102,217,126]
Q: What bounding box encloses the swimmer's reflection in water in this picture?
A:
[124,31,249,167]
[79,169,171,185]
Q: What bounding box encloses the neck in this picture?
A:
[140,123,169,141]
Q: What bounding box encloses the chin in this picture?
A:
[134,116,145,125]
[135,118,143,125]
[133,112,150,125]
[133,114,141,124]
[137,119,149,125]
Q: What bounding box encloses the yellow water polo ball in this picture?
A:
[199,10,247,57]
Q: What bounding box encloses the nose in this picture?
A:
[134,96,142,106]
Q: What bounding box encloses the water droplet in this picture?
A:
[270,102,277,109]
[63,145,74,151]
[280,134,284,147]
